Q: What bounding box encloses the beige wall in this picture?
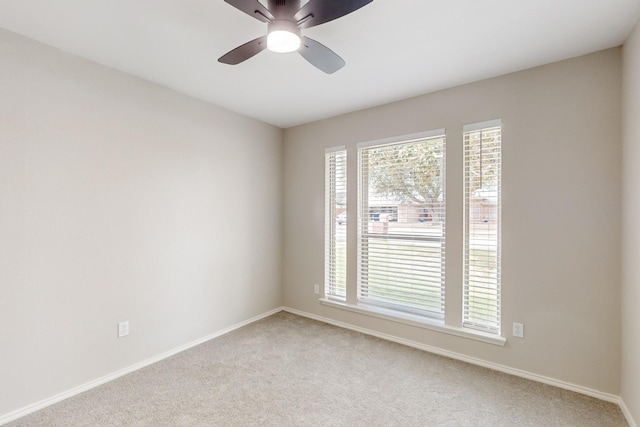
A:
[0,29,283,416]
[0,21,631,421]
[622,17,640,424]
[283,49,622,394]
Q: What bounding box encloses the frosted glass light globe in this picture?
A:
[267,21,301,53]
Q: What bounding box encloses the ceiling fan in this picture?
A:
[218,0,373,74]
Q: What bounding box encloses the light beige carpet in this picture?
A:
[8,312,628,426]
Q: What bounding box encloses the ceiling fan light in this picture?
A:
[267,21,301,53]
[267,31,301,53]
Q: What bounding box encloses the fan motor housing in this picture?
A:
[268,20,300,37]
[267,0,301,19]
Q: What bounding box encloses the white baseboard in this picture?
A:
[4,306,636,427]
[620,398,638,427]
[283,307,621,405]
[0,306,284,426]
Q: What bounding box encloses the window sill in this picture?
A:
[320,298,506,346]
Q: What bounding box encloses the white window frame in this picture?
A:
[357,130,446,320]
[321,125,506,346]
[325,146,347,300]
[463,120,502,334]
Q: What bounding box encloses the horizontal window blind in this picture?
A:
[325,149,347,299]
[463,123,501,333]
[358,134,446,318]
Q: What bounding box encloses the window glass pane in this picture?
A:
[463,125,501,333]
[325,150,347,299]
[358,135,446,318]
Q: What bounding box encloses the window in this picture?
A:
[325,147,347,299]
[358,131,446,318]
[463,121,502,333]
[323,122,504,343]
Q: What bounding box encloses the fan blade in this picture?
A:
[298,36,345,74]
[218,36,268,65]
[224,0,274,23]
[295,0,372,29]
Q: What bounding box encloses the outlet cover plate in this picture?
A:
[118,321,129,338]
[513,322,524,338]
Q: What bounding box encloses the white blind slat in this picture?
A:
[463,125,502,334]
[325,149,347,299]
[358,133,446,319]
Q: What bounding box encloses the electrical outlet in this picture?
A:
[118,321,129,338]
[513,322,524,338]
[313,284,320,295]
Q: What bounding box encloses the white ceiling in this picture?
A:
[1,0,639,128]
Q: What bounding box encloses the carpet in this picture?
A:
[7,312,628,426]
